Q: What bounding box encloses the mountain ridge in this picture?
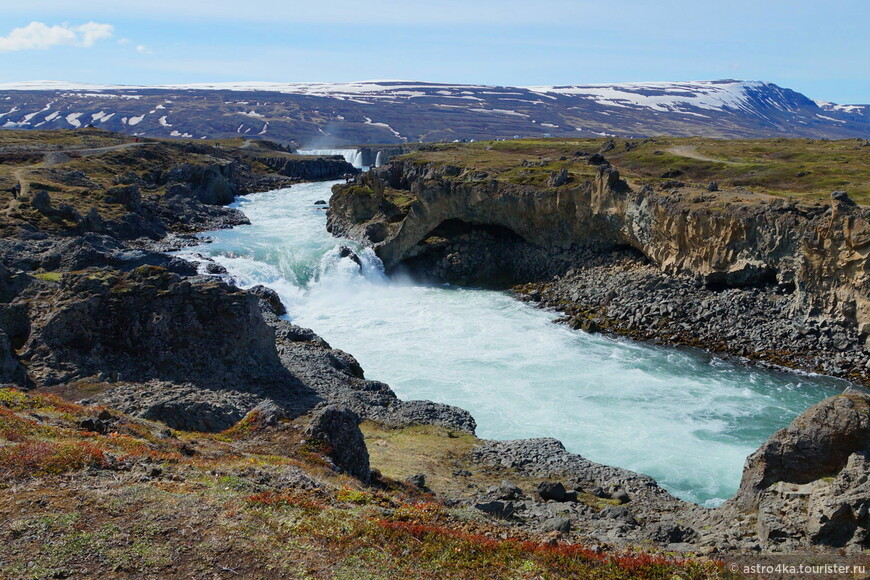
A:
[1,79,867,144]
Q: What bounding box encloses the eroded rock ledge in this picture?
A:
[328,159,870,383]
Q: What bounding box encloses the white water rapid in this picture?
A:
[180,181,848,506]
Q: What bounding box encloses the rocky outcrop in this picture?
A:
[517,249,867,380]
[20,266,287,388]
[3,262,475,435]
[471,437,706,547]
[261,155,358,181]
[331,161,870,326]
[0,329,27,386]
[0,233,208,274]
[463,391,870,553]
[94,381,269,432]
[704,390,870,552]
[736,390,870,509]
[269,315,477,434]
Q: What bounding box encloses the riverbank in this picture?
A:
[513,248,867,383]
[328,138,870,386]
[182,174,866,554]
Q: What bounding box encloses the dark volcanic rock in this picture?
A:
[338,245,362,268]
[475,501,515,519]
[0,329,28,386]
[548,167,570,187]
[587,153,609,165]
[647,523,698,544]
[305,405,370,482]
[262,156,359,181]
[406,473,427,488]
[103,184,141,209]
[735,391,870,508]
[538,481,567,502]
[471,437,704,545]
[94,381,267,432]
[164,162,240,205]
[249,284,287,316]
[21,266,289,388]
[491,480,522,501]
[541,517,572,533]
[832,190,857,206]
[269,313,476,433]
[700,390,870,552]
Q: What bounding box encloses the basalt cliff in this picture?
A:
[328,152,870,383]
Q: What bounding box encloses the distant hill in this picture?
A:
[0,79,867,145]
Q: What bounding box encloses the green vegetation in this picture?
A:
[398,136,870,202]
[33,271,63,282]
[342,184,376,197]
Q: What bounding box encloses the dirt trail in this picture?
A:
[666,145,743,165]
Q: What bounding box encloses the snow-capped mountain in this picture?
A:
[0,79,866,144]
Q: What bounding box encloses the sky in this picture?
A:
[1,0,868,104]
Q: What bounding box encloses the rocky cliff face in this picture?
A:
[260,155,358,181]
[0,263,475,434]
[329,159,870,379]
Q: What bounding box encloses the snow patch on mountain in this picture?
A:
[65,112,84,128]
[363,116,403,139]
[525,80,764,113]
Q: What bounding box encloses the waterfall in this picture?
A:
[375,151,384,167]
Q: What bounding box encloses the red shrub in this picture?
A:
[0,440,107,479]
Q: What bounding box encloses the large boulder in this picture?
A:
[735,390,870,509]
[724,390,870,551]
[305,405,370,482]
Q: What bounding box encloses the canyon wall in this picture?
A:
[329,160,870,341]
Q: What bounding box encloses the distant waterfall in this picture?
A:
[375,151,384,167]
[296,149,364,168]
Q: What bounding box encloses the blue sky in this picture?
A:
[1,0,868,103]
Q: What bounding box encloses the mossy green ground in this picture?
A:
[0,389,731,579]
[399,137,870,203]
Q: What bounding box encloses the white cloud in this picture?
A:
[0,21,113,52]
[136,44,152,54]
